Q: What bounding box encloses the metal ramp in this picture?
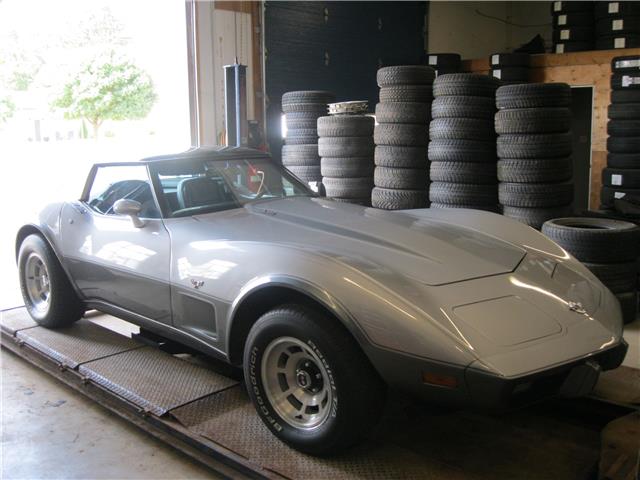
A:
[2,308,637,479]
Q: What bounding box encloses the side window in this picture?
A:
[87,166,160,218]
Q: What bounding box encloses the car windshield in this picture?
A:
[153,157,315,217]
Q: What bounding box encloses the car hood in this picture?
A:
[236,197,526,285]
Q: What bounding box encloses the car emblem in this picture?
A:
[190,279,204,289]
[568,301,587,315]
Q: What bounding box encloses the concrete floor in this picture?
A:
[1,348,218,479]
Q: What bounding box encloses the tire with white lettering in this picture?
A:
[243,305,385,455]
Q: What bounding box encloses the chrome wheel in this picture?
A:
[261,337,334,430]
[24,253,51,313]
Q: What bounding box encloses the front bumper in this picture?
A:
[368,340,628,410]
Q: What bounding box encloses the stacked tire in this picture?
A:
[595,1,640,50]
[489,53,530,85]
[542,217,639,324]
[372,66,434,210]
[551,1,595,53]
[425,53,461,77]
[318,115,375,205]
[282,91,335,184]
[601,55,640,212]
[428,74,500,212]
[496,83,574,229]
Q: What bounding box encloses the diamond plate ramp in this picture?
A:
[171,386,467,480]
[79,347,238,416]
[0,307,37,335]
[15,319,142,368]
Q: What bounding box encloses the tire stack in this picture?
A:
[428,74,500,212]
[281,90,335,184]
[371,66,434,210]
[595,1,640,50]
[489,53,530,85]
[542,217,639,324]
[317,115,375,205]
[496,83,574,229]
[425,53,461,77]
[601,55,640,212]
[551,1,595,53]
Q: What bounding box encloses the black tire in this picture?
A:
[433,74,500,98]
[611,90,640,104]
[321,157,374,178]
[596,35,640,50]
[374,123,429,147]
[553,11,594,27]
[541,217,640,263]
[282,144,319,166]
[374,145,428,168]
[282,90,335,106]
[617,291,639,324]
[379,85,433,103]
[371,187,428,210]
[497,133,572,159]
[18,234,84,327]
[552,2,595,14]
[607,153,640,169]
[430,95,496,120]
[376,65,435,87]
[287,128,317,139]
[499,182,574,207]
[496,83,571,109]
[608,103,640,120]
[595,2,640,19]
[429,182,498,206]
[430,161,497,184]
[608,120,640,137]
[429,118,496,141]
[596,17,640,36]
[285,136,318,146]
[602,168,640,188]
[611,54,640,73]
[428,139,496,163]
[491,67,530,82]
[426,53,461,70]
[430,203,499,213]
[601,186,640,207]
[287,165,322,182]
[243,304,385,455]
[286,112,324,130]
[323,177,373,198]
[552,26,595,42]
[583,262,638,294]
[317,115,374,137]
[497,157,573,183]
[375,102,431,124]
[318,137,375,157]
[502,205,572,229]
[374,167,428,189]
[495,108,571,134]
[607,136,640,153]
[489,52,530,67]
[282,103,329,115]
[611,73,640,91]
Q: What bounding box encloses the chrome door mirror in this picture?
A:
[113,199,145,228]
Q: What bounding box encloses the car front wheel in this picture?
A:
[243,304,385,455]
[18,234,84,327]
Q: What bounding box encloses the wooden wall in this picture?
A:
[463,48,640,209]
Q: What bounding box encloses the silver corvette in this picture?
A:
[15,146,627,455]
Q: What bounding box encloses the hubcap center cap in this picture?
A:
[295,361,323,392]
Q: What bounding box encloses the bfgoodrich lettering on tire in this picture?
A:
[243,304,385,455]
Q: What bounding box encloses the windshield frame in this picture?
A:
[147,156,316,219]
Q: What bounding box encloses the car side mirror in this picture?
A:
[113,199,145,228]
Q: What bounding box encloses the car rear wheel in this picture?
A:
[18,234,84,327]
[243,304,385,455]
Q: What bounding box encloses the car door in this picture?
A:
[60,164,172,323]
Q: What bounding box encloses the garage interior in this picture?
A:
[1,1,639,479]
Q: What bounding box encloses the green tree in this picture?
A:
[53,52,156,138]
